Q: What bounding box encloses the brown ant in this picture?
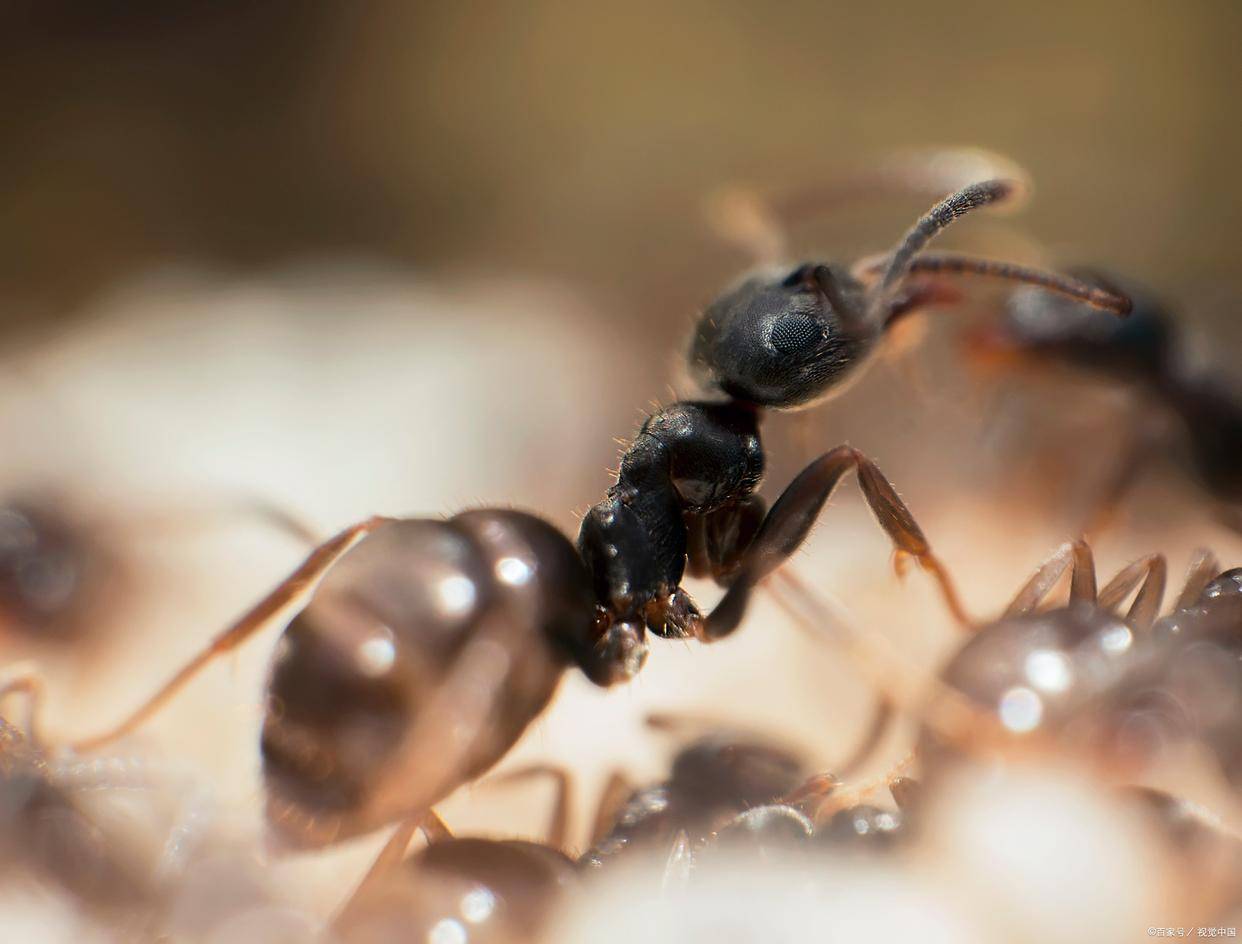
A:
[580,729,809,870]
[915,540,1242,792]
[336,727,809,939]
[333,817,579,944]
[61,164,1128,858]
[966,271,1242,530]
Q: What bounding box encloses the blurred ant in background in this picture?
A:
[334,721,810,941]
[762,539,1242,919]
[967,271,1242,533]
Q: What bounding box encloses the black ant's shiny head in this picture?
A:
[688,263,878,409]
[968,271,1171,382]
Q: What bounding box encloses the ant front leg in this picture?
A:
[71,515,393,753]
[702,446,971,640]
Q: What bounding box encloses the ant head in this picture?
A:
[688,263,878,409]
[969,271,1170,380]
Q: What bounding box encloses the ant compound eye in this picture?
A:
[769,312,823,355]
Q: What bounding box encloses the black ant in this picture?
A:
[967,271,1242,530]
[578,173,1129,646]
[60,167,1128,857]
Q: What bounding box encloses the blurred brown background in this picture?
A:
[5,0,1240,334]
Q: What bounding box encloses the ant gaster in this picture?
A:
[68,173,1128,850]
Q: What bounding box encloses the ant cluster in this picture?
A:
[2,149,1240,942]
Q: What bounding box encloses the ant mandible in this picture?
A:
[65,163,1129,851]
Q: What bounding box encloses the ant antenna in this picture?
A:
[853,251,1132,321]
[864,179,1025,326]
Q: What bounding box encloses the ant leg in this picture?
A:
[485,764,574,850]
[1069,540,1098,605]
[1098,554,1167,631]
[767,563,1005,761]
[71,515,393,753]
[703,446,970,640]
[782,772,843,823]
[0,663,46,747]
[332,808,451,929]
[1002,540,1096,617]
[588,771,636,847]
[692,496,765,586]
[833,697,896,780]
[1174,548,1220,610]
[1001,541,1077,616]
[767,572,897,779]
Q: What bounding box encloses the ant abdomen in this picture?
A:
[261,511,598,848]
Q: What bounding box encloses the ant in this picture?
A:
[61,165,1128,856]
[914,540,1242,793]
[578,170,1129,647]
[581,727,809,870]
[336,725,808,939]
[966,270,1242,531]
[333,817,579,944]
[765,538,1242,832]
